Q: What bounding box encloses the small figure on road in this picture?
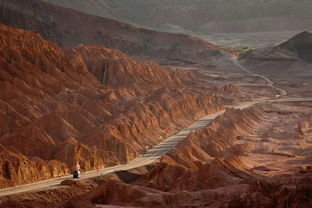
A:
[73,162,81,179]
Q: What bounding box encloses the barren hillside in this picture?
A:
[0,0,221,65]
[0,24,237,188]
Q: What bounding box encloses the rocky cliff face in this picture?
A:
[0,24,237,188]
[2,102,312,207]
[79,104,312,208]
[64,45,193,91]
[65,106,267,207]
[132,106,267,192]
[0,0,221,64]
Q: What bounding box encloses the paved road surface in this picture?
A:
[1,56,311,197]
[2,96,312,197]
[0,98,273,197]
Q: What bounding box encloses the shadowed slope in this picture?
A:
[0,0,221,64]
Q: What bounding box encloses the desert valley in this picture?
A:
[0,0,312,207]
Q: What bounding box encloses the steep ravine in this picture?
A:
[82,104,312,208]
[0,24,239,188]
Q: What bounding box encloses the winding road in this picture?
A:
[0,58,311,197]
[0,107,233,197]
[230,58,288,96]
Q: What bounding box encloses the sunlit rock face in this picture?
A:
[83,104,312,208]
[0,23,236,188]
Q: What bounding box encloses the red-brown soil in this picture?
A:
[1,103,312,207]
[79,103,312,208]
[1,4,312,207]
[0,23,237,189]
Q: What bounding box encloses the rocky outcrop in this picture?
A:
[0,145,68,188]
[80,105,312,208]
[2,104,312,208]
[85,177,248,208]
[0,24,237,188]
[124,106,266,193]
[0,0,221,64]
[297,114,312,139]
[163,106,267,169]
[3,167,312,207]
[64,45,193,91]
[228,167,312,208]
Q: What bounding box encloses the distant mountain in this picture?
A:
[279,31,312,63]
[242,31,312,63]
[42,0,312,33]
[239,31,312,81]
[0,0,221,64]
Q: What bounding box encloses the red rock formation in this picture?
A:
[64,45,193,91]
[0,24,237,188]
[85,173,250,208]
[297,114,312,140]
[2,104,312,208]
[80,106,266,206]
[82,105,312,208]
[4,166,311,207]
[228,167,312,208]
[163,106,267,169]
[0,144,68,188]
[127,107,266,193]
